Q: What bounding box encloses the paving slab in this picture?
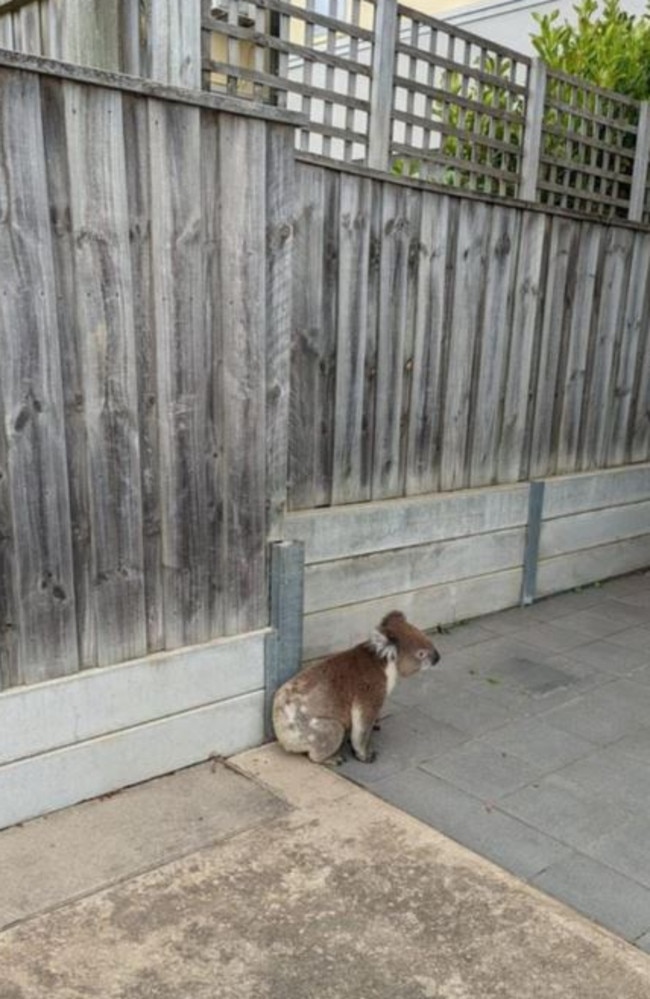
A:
[0,762,287,931]
[3,746,650,999]
[532,854,650,942]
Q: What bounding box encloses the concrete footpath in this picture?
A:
[1,747,650,998]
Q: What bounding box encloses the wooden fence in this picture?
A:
[0,50,296,691]
[288,157,650,510]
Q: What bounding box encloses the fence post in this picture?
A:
[519,58,546,203]
[367,0,398,171]
[521,480,545,606]
[264,541,305,739]
[146,0,202,88]
[629,101,650,223]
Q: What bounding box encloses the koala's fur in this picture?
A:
[272,610,440,765]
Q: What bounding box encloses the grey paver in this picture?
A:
[404,680,518,735]
[564,639,648,675]
[479,717,595,771]
[547,609,629,639]
[433,621,500,653]
[510,622,595,654]
[420,740,541,799]
[631,665,650,687]
[465,635,552,667]
[585,816,650,890]
[614,726,650,764]
[636,931,650,954]
[532,853,650,942]
[339,708,468,785]
[608,626,650,653]
[597,599,650,628]
[479,657,580,696]
[540,680,650,744]
[553,747,650,820]
[370,767,573,880]
[601,574,650,599]
[498,774,631,847]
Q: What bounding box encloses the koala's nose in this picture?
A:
[432,649,441,665]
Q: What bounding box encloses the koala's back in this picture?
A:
[272,644,387,755]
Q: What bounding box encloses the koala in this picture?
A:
[272,610,440,765]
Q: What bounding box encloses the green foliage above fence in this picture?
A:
[531,0,650,100]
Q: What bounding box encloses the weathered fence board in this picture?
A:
[65,83,147,668]
[123,93,164,654]
[219,114,269,635]
[607,238,650,467]
[440,199,491,492]
[0,69,78,685]
[405,194,454,496]
[497,211,548,484]
[289,166,339,509]
[469,206,520,488]
[332,174,373,504]
[580,227,633,470]
[150,99,210,649]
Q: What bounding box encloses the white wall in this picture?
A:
[443,0,648,54]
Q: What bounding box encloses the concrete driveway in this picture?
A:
[1,745,650,998]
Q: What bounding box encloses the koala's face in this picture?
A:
[380,611,441,677]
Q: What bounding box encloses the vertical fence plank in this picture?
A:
[555,222,603,474]
[529,216,579,479]
[469,206,521,487]
[628,302,650,463]
[405,195,456,496]
[13,2,42,55]
[332,174,372,504]
[0,14,14,48]
[398,186,421,493]
[579,227,633,469]
[40,75,93,666]
[149,98,209,647]
[372,183,411,499]
[65,83,146,667]
[607,236,650,466]
[123,93,164,654]
[440,199,490,492]
[266,124,295,539]
[219,113,268,633]
[149,0,201,89]
[0,376,19,689]
[498,211,548,483]
[0,69,78,685]
[289,166,339,510]
[201,108,226,638]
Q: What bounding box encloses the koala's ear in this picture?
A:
[379,610,405,641]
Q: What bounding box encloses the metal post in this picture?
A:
[521,480,545,606]
[367,0,398,171]
[265,540,305,739]
[519,58,546,203]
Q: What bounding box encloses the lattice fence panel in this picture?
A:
[390,4,530,196]
[539,70,639,220]
[202,0,375,161]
